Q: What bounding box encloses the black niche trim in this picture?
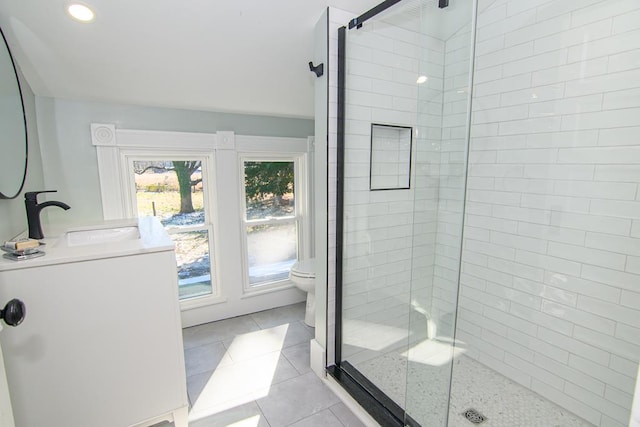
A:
[369,123,413,191]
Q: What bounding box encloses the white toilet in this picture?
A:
[289,258,316,327]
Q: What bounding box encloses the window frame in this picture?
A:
[238,152,310,295]
[121,149,225,310]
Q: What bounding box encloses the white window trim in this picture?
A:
[238,152,310,295]
[91,123,312,309]
[91,124,223,220]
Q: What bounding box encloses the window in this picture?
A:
[129,157,216,301]
[93,126,312,321]
[240,157,304,289]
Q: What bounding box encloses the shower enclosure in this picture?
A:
[329,0,640,426]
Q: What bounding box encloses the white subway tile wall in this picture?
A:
[458,1,640,426]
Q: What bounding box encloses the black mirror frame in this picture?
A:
[0,26,28,200]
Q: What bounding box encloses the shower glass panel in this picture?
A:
[404,0,475,425]
[338,0,475,424]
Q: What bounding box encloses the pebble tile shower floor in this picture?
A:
[354,346,594,427]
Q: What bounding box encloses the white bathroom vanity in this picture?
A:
[0,217,188,427]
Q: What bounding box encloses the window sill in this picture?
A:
[241,281,297,299]
[180,294,227,311]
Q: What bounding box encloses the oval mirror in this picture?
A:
[0,26,27,200]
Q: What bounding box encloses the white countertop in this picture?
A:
[0,217,174,271]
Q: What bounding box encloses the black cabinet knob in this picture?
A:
[1,299,25,327]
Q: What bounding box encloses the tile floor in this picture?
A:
[156,301,596,426]
[169,302,367,427]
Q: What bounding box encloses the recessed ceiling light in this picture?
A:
[416,75,428,84]
[67,3,95,23]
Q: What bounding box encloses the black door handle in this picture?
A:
[1,299,25,327]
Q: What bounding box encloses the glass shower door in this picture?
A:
[337,0,476,425]
[339,1,424,419]
[338,22,411,422]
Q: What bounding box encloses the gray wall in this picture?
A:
[35,97,314,225]
[0,69,45,242]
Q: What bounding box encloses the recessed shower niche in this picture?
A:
[370,124,412,191]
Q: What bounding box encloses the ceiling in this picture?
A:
[0,0,383,119]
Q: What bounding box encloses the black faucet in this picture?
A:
[25,191,71,239]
